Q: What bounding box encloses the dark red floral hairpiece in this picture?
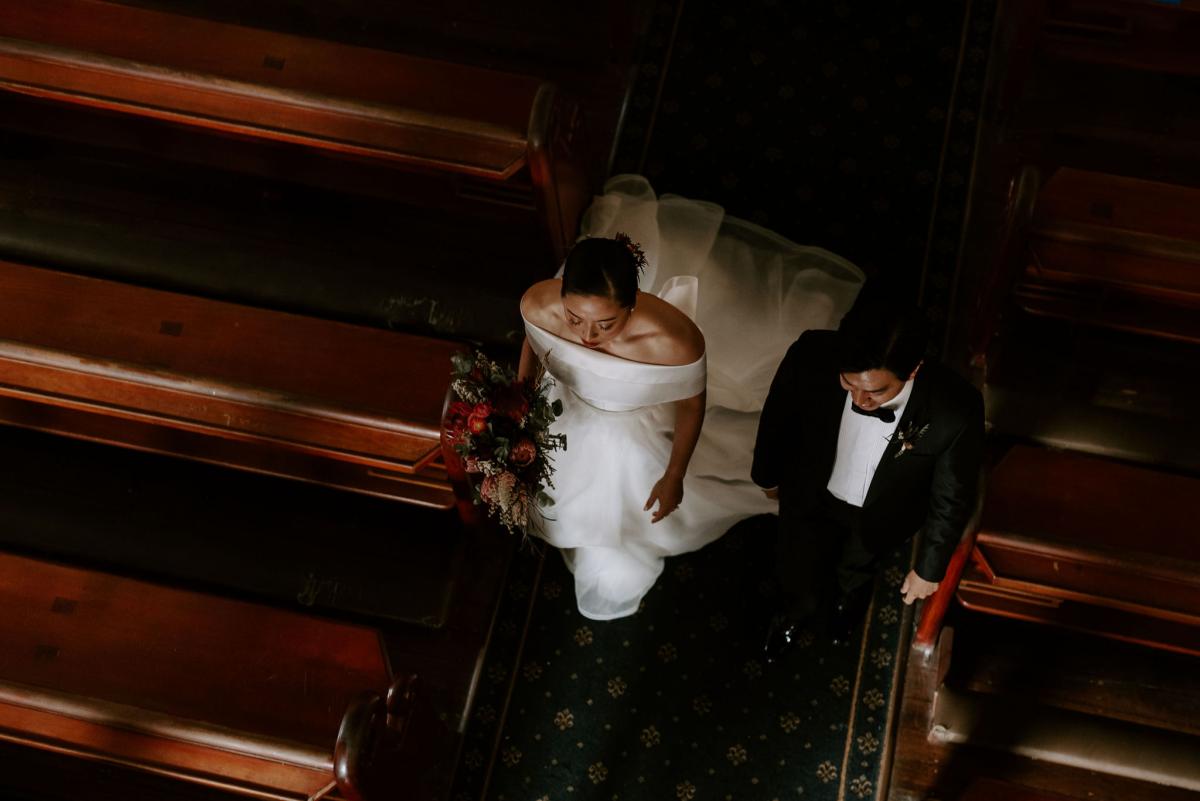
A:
[614,232,647,277]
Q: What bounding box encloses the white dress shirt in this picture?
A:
[826,379,914,507]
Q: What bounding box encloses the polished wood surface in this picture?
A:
[981,445,1198,563]
[888,618,1200,801]
[0,258,463,505]
[0,0,543,177]
[1020,168,1200,342]
[0,551,391,797]
[961,445,1200,654]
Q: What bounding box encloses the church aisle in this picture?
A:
[454,516,913,801]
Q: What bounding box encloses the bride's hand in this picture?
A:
[645,473,684,523]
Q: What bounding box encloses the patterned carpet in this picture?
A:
[453,517,915,801]
[612,0,998,339]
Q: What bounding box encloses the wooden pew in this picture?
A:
[0,550,451,801]
[0,3,602,796]
[0,258,465,508]
[955,444,1200,657]
[0,0,592,346]
[1018,168,1200,344]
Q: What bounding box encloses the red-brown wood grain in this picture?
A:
[0,551,393,797]
[0,0,545,177]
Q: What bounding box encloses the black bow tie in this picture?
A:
[851,404,896,424]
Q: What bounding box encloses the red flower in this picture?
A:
[468,402,492,434]
[510,438,537,467]
[446,401,472,434]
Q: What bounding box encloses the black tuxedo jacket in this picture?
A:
[751,329,984,582]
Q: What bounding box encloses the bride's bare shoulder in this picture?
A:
[520,279,562,325]
[635,293,706,366]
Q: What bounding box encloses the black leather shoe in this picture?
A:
[763,616,800,663]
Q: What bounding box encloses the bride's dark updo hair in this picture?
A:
[561,234,646,309]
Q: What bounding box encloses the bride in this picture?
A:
[519,175,864,620]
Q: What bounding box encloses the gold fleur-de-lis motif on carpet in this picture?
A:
[573,626,594,646]
[878,605,899,624]
[692,694,713,715]
[674,564,694,582]
[850,774,874,797]
[863,688,886,711]
[641,724,661,747]
[856,731,880,755]
[743,659,764,679]
[522,662,543,681]
[829,675,851,697]
[553,709,574,730]
[726,744,748,765]
[500,746,521,767]
[778,712,801,733]
[473,704,496,724]
[607,676,627,698]
[708,613,728,632]
[883,566,905,586]
[676,780,697,800]
[870,647,894,669]
[816,760,838,782]
[487,663,508,684]
[542,580,562,600]
[587,762,608,784]
[658,642,678,662]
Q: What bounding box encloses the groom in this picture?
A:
[752,299,983,659]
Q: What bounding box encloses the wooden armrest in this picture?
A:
[912,465,988,661]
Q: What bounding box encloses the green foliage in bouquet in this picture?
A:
[446,351,566,534]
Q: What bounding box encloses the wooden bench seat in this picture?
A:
[0,0,593,347]
[0,258,464,508]
[1018,168,1200,343]
[955,444,1200,656]
[0,0,542,178]
[0,550,444,800]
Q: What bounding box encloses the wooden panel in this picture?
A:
[0,396,455,508]
[950,612,1200,739]
[981,445,1200,562]
[1040,0,1200,78]
[1034,168,1200,245]
[0,259,463,480]
[0,0,544,177]
[0,553,390,750]
[965,445,1200,654]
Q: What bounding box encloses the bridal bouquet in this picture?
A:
[447,350,566,534]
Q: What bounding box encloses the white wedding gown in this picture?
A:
[524,175,864,620]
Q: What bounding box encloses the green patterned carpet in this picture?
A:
[454,516,915,801]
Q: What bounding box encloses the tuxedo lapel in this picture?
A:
[863,369,932,506]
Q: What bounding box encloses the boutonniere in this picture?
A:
[891,421,930,459]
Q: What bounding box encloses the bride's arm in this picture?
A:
[645,390,705,523]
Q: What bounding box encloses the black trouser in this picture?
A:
[775,490,879,623]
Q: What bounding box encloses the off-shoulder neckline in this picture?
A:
[522,313,705,370]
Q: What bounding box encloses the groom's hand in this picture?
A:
[645,474,684,523]
[899,570,939,605]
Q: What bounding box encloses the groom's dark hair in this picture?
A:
[562,237,642,308]
[836,298,930,378]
